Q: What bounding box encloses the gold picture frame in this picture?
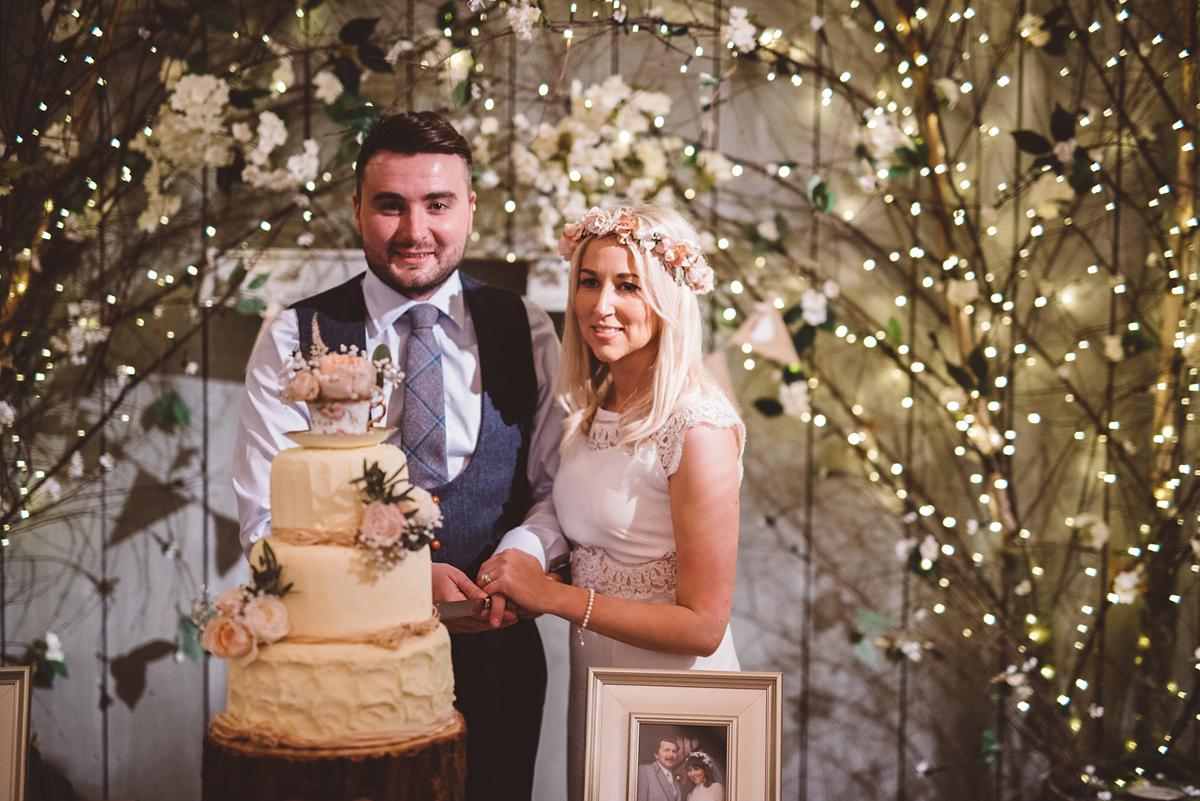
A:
[0,667,31,801]
[583,668,782,801]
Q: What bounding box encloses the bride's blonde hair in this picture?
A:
[556,202,715,448]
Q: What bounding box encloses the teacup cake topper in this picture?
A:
[279,317,401,436]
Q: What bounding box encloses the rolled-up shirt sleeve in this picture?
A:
[232,310,307,555]
[493,298,569,571]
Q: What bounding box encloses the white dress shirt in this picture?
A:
[232,269,568,569]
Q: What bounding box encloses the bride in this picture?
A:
[478,202,743,800]
[683,751,726,801]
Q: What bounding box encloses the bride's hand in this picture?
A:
[477,550,553,618]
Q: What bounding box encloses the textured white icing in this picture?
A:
[225,632,455,741]
[252,538,433,637]
[269,443,408,534]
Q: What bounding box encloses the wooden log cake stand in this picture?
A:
[201,712,466,801]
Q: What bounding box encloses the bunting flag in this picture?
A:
[730,298,801,366]
[704,349,741,414]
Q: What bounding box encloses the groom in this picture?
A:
[232,111,566,800]
[637,738,682,801]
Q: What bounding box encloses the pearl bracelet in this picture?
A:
[577,588,595,646]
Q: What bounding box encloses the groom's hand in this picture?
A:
[432,563,516,633]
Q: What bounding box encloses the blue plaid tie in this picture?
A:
[400,304,449,487]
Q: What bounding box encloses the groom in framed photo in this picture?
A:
[637,737,682,801]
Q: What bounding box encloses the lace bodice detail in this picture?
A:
[571,546,677,603]
[586,391,745,477]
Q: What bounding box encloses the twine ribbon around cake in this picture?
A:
[282,614,441,649]
[208,711,459,751]
[271,527,359,547]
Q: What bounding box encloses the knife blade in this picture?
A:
[435,597,492,619]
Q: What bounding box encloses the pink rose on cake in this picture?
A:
[397,486,442,530]
[243,593,289,643]
[315,353,377,400]
[360,500,405,547]
[280,369,320,403]
[202,615,258,664]
[214,587,249,617]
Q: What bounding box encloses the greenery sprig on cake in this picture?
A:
[351,460,442,574]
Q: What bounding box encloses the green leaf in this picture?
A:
[817,308,838,333]
[227,257,247,291]
[234,297,267,317]
[782,304,804,327]
[1121,328,1155,357]
[371,345,392,363]
[152,391,190,430]
[452,79,470,107]
[1012,130,1052,155]
[339,17,379,45]
[852,635,879,667]
[226,86,270,109]
[358,43,392,73]
[333,55,361,95]
[753,398,784,417]
[978,729,1002,764]
[1067,156,1095,195]
[792,324,817,355]
[806,174,837,213]
[886,317,903,346]
[967,345,990,396]
[50,660,69,679]
[246,273,269,290]
[946,362,975,392]
[178,615,205,665]
[781,365,807,385]
[856,607,893,633]
[1050,104,1075,142]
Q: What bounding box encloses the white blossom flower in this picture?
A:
[40,477,62,503]
[1027,171,1075,218]
[1053,137,1077,163]
[1089,703,1104,718]
[722,7,757,53]
[1075,513,1110,548]
[44,632,65,662]
[270,56,294,92]
[69,452,84,479]
[856,108,912,164]
[468,0,487,10]
[934,77,960,109]
[313,70,343,105]
[99,453,115,472]
[1018,13,1051,47]
[967,423,1003,454]
[899,638,923,662]
[507,2,541,40]
[1014,579,1031,596]
[810,16,825,31]
[613,8,626,23]
[1113,568,1140,603]
[0,401,14,427]
[385,38,412,64]
[915,761,931,777]
[800,289,828,326]
[779,381,810,419]
[919,535,939,562]
[296,232,315,247]
[286,139,320,184]
[756,219,779,241]
[896,537,917,561]
[1103,334,1124,363]
[185,361,200,376]
[946,279,979,306]
[822,280,840,298]
[696,149,735,182]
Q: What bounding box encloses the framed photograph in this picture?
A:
[0,666,31,801]
[583,668,782,801]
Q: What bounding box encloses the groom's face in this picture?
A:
[354,151,475,301]
[655,740,678,769]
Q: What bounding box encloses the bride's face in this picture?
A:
[687,765,705,786]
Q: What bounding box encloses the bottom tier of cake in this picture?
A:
[201,711,466,801]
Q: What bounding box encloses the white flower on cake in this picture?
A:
[352,461,443,575]
[196,542,292,665]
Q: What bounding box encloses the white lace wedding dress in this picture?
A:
[554,391,745,801]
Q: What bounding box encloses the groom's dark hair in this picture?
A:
[355,111,473,191]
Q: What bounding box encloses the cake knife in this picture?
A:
[435,597,492,619]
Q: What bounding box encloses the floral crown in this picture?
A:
[687,750,719,774]
[557,207,715,295]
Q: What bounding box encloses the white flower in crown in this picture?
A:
[557,207,715,295]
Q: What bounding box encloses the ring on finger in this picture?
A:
[481,572,493,585]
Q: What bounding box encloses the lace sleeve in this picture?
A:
[653,392,746,478]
